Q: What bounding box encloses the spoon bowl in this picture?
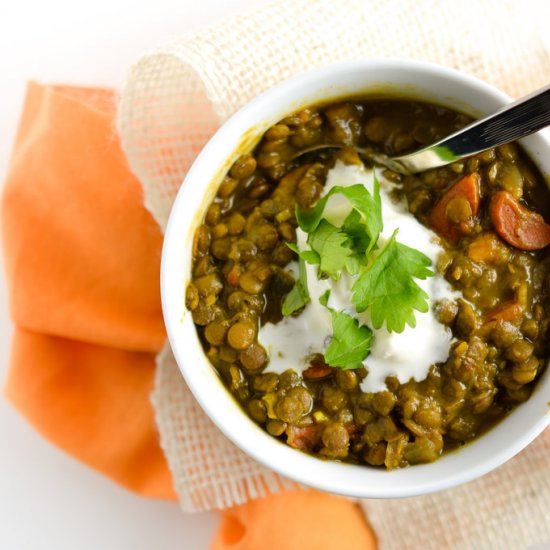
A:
[293,83,550,174]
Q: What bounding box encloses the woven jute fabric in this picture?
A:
[118,0,550,547]
[361,431,550,550]
[150,346,297,511]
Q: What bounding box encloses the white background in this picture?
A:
[3,3,550,550]
[0,1,270,549]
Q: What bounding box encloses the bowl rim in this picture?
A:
[161,58,550,498]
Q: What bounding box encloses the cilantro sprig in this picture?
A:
[297,182,383,255]
[320,291,373,370]
[281,170,435,370]
[351,231,433,333]
[289,182,383,281]
[281,258,310,316]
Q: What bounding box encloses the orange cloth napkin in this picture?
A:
[2,83,172,498]
[211,490,376,550]
[1,83,376,549]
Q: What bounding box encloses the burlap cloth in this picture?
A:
[118,0,550,547]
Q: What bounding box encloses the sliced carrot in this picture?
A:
[226,264,241,287]
[346,424,360,437]
[303,355,333,380]
[303,363,333,380]
[286,425,322,451]
[485,300,523,324]
[489,191,550,251]
[429,173,480,244]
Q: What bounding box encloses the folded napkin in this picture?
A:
[211,491,376,550]
[2,83,172,498]
[1,82,376,549]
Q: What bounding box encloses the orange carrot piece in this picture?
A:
[485,300,523,324]
[286,425,322,450]
[429,173,480,244]
[489,191,550,251]
[227,264,241,287]
[346,424,360,437]
[303,363,333,380]
[303,356,333,380]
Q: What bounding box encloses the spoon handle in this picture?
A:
[395,84,550,173]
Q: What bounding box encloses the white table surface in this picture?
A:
[0,1,270,548]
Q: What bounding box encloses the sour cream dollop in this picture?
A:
[259,161,459,392]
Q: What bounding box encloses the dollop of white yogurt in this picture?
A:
[259,161,460,392]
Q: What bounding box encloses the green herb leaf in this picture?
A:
[282,259,310,315]
[351,231,434,333]
[320,292,373,370]
[319,289,330,307]
[336,208,378,275]
[341,209,373,266]
[286,243,320,265]
[308,220,354,280]
[296,180,383,254]
[286,173,434,335]
[344,255,362,276]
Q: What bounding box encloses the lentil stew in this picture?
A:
[185,98,550,469]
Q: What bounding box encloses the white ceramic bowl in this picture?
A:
[161,60,550,498]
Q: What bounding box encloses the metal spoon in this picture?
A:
[294,84,550,175]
